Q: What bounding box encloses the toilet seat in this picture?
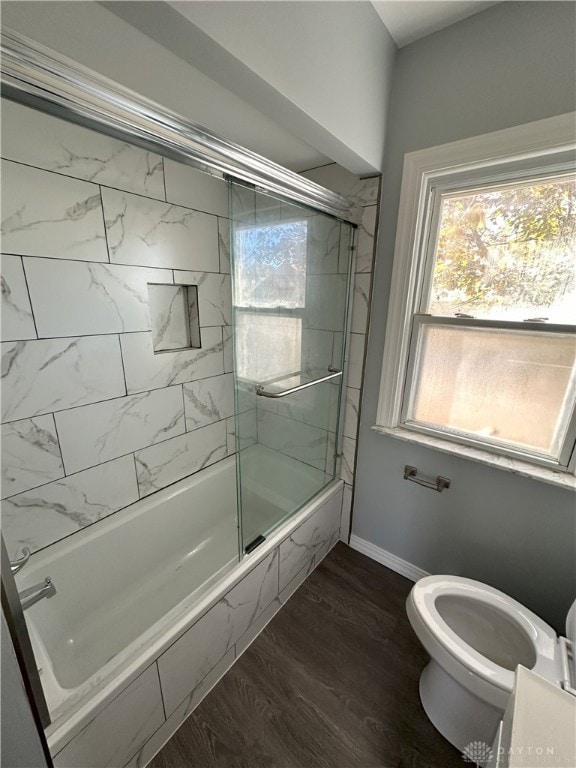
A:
[407,575,562,708]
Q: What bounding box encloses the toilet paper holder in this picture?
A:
[404,465,451,493]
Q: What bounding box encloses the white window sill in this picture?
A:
[371,425,576,492]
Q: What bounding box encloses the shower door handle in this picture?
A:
[256,368,342,398]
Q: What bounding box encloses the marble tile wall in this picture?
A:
[0,99,235,558]
[48,486,342,768]
[301,165,381,542]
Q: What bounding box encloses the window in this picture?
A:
[376,114,576,474]
[233,216,308,383]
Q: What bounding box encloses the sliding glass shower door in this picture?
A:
[229,183,354,552]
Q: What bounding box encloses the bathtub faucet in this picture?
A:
[19,577,57,611]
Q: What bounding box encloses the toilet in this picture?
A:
[406,575,576,752]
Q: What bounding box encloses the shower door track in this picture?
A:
[0,28,362,225]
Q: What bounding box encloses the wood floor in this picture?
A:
[150,543,464,768]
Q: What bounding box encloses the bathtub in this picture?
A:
[16,445,343,762]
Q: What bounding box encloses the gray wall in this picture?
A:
[354,1,576,633]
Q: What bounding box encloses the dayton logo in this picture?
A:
[462,741,495,765]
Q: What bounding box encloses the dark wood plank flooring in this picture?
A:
[150,543,463,768]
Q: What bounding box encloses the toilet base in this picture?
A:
[419,659,503,753]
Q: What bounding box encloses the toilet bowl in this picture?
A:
[406,575,576,752]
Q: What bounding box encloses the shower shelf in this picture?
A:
[256,368,342,398]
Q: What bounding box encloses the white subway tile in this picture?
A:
[218,218,231,274]
[346,333,365,390]
[55,387,185,475]
[1,160,108,262]
[307,215,341,274]
[340,483,353,543]
[279,493,341,591]
[1,99,165,200]
[1,415,64,499]
[343,387,360,439]
[301,329,335,376]
[24,258,172,338]
[222,326,234,373]
[164,159,228,217]
[341,436,356,485]
[125,649,236,768]
[1,455,138,557]
[226,411,257,455]
[183,373,234,430]
[351,273,371,334]
[148,284,191,351]
[356,205,377,273]
[102,188,219,272]
[0,255,36,341]
[278,560,315,604]
[173,271,232,327]
[1,336,125,423]
[53,665,164,768]
[301,165,380,206]
[120,328,223,395]
[305,273,348,332]
[158,550,278,716]
[235,598,281,657]
[257,410,330,471]
[135,420,227,497]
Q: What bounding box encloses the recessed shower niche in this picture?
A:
[148,282,201,352]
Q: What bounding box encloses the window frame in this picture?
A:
[375,112,576,475]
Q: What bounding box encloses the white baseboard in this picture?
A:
[349,535,429,582]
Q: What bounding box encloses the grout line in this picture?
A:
[181,384,188,433]
[19,256,40,339]
[154,662,168,722]
[49,412,67,476]
[2,449,143,499]
[298,161,337,174]
[98,184,112,264]
[161,157,168,204]
[0,251,223,275]
[7,443,234,558]
[117,334,128,397]
[0,355,230,427]
[0,157,221,216]
[132,452,142,500]
[0,322,228,344]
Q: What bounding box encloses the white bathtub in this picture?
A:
[17,456,238,718]
[16,445,338,733]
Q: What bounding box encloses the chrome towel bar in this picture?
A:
[256,368,342,399]
[404,465,451,493]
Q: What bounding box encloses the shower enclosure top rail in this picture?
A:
[256,368,343,398]
[0,28,363,225]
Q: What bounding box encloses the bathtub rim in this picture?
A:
[45,475,344,755]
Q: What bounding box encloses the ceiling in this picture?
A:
[371,1,499,47]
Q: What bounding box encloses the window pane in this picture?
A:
[234,220,307,308]
[235,311,302,382]
[428,176,576,322]
[408,324,576,457]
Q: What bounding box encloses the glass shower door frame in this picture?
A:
[229,180,357,555]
